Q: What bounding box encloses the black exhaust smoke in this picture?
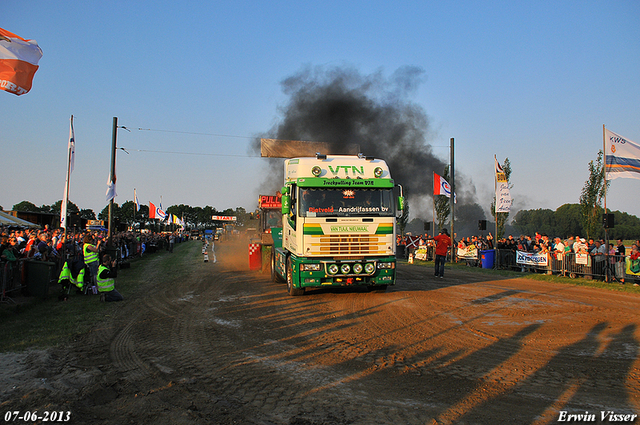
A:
[252,65,479,220]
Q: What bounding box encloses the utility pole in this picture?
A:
[108,117,117,246]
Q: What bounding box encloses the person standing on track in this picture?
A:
[434,228,452,279]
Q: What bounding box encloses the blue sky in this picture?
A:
[2,1,639,221]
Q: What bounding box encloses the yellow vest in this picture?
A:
[84,243,98,264]
[97,264,115,292]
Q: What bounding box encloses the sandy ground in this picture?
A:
[1,239,639,424]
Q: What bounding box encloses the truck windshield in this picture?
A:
[299,188,394,217]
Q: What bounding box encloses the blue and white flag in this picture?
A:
[605,128,640,180]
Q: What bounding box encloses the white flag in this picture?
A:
[106,175,117,202]
[495,181,512,213]
[495,156,512,213]
[605,128,640,180]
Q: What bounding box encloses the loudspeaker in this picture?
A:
[603,213,614,229]
[478,220,487,231]
[68,214,81,228]
[424,222,431,231]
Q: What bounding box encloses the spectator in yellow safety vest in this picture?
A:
[97,254,123,302]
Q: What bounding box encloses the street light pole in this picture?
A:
[108,117,117,246]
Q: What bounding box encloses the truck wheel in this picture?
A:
[271,250,282,283]
[286,256,304,296]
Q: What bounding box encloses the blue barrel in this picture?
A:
[481,249,495,269]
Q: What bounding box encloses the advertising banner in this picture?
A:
[516,251,548,266]
[626,257,640,277]
[414,247,428,261]
[458,245,478,260]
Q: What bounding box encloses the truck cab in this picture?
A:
[272,154,403,295]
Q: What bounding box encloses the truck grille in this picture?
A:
[310,234,387,255]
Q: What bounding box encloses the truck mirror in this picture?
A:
[282,195,291,215]
[397,196,404,212]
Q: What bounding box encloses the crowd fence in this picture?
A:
[0,236,190,304]
[398,244,639,283]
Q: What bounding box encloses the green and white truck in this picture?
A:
[270,154,404,295]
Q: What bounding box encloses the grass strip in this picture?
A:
[0,240,199,353]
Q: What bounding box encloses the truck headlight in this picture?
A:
[328,264,339,275]
[352,263,363,274]
[377,262,395,269]
[340,264,351,274]
[364,263,375,274]
[301,263,322,271]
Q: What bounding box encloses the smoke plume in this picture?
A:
[253,65,479,223]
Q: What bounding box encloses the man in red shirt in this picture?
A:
[434,228,452,278]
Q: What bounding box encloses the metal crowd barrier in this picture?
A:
[492,250,633,282]
[1,259,25,304]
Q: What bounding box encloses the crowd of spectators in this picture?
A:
[0,224,190,299]
[396,231,640,284]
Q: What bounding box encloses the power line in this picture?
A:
[117,125,262,157]
[132,127,255,140]
[120,148,260,158]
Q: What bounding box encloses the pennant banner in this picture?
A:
[605,128,640,180]
[0,27,43,96]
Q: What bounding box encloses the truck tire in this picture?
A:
[271,250,283,283]
[286,256,304,296]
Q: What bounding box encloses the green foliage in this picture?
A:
[579,150,607,239]
[12,201,41,212]
[98,202,122,222]
[50,200,79,215]
[79,209,96,220]
[512,203,640,239]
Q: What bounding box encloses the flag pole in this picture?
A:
[603,124,607,215]
[603,124,609,282]
[432,172,436,238]
[61,115,74,238]
[61,115,74,268]
[494,154,498,248]
[450,138,455,263]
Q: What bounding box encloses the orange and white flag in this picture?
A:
[0,27,43,96]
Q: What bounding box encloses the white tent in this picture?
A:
[0,211,41,228]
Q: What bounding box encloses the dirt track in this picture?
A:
[1,239,639,424]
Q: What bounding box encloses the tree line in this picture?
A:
[9,200,251,229]
[511,204,640,240]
